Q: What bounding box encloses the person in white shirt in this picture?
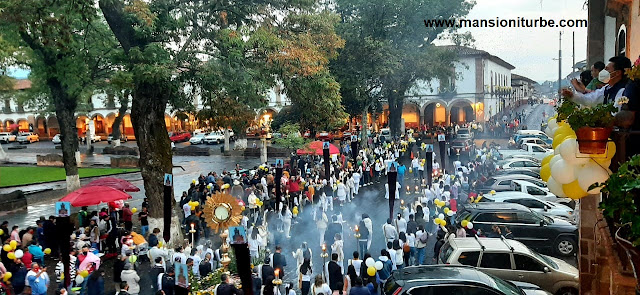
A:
[385,181,400,200]
[563,56,632,108]
[347,174,355,202]
[395,214,407,234]
[362,214,373,250]
[382,218,398,242]
[352,170,361,195]
[411,158,420,180]
[248,227,265,259]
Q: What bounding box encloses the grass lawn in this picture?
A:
[0,166,139,187]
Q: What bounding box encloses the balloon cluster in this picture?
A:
[365,257,384,276]
[542,117,613,199]
[434,199,446,208]
[292,206,299,216]
[188,201,200,211]
[1,241,33,283]
[460,220,474,229]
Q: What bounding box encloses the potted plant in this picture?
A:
[566,103,617,154]
[594,155,640,291]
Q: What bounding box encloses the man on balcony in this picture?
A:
[562,56,632,110]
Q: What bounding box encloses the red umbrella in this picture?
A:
[60,186,132,207]
[297,140,340,155]
[85,177,140,192]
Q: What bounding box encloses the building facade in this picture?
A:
[379,45,518,128]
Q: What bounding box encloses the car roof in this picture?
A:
[390,265,498,288]
[510,179,542,187]
[462,202,531,212]
[448,237,532,254]
[488,174,535,180]
[483,192,542,201]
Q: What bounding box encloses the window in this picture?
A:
[439,243,454,263]
[475,213,516,223]
[458,251,480,266]
[410,286,500,295]
[532,146,544,152]
[514,254,545,272]
[498,180,511,186]
[524,161,540,167]
[511,182,521,191]
[527,186,546,196]
[516,212,539,224]
[510,161,524,167]
[480,253,512,269]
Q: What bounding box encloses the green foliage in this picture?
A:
[566,103,617,131]
[189,268,224,292]
[596,155,640,246]
[555,97,578,121]
[273,123,309,149]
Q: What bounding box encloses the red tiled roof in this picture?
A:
[12,79,32,90]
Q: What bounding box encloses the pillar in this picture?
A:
[587,0,605,67]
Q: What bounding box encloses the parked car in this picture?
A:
[0,132,17,143]
[189,133,206,145]
[456,203,578,256]
[169,131,191,143]
[502,154,542,164]
[477,192,575,222]
[107,133,128,144]
[510,134,552,148]
[506,180,571,205]
[17,132,39,144]
[315,131,334,141]
[439,237,579,295]
[456,127,473,139]
[479,175,547,192]
[499,143,553,161]
[379,128,391,142]
[382,265,550,295]
[516,137,552,149]
[205,132,224,144]
[497,158,541,173]
[494,168,541,179]
[52,134,61,144]
[448,139,474,158]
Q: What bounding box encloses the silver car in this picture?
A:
[439,237,579,295]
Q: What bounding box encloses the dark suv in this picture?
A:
[457,203,578,257]
[448,139,474,158]
[383,265,549,295]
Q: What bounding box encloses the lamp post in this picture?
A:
[189,223,196,247]
[320,243,329,282]
[273,269,283,295]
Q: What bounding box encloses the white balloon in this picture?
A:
[559,139,589,165]
[577,162,610,194]
[438,213,445,220]
[549,155,563,169]
[551,159,577,184]
[466,222,474,229]
[447,210,454,217]
[366,257,375,268]
[14,250,23,259]
[375,261,384,271]
[554,148,560,155]
[544,127,553,137]
[548,119,558,130]
[547,177,564,197]
[75,275,84,285]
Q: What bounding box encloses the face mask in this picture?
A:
[599,70,611,83]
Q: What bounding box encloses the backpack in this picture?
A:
[403,243,410,253]
[359,221,369,240]
[419,231,429,243]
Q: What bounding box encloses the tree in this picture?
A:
[0,0,116,191]
[333,0,474,136]
[268,11,348,133]
[272,123,308,149]
[97,0,314,241]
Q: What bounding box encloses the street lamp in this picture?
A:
[321,243,329,281]
[354,225,361,256]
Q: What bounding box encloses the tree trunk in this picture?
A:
[224,129,231,156]
[388,92,404,138]
[361,101,374,150]
[130,81,173,221]
[47,78,81,192]
[111,92,130,147]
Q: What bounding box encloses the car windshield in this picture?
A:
[531,210,553,224]
[458,129,469,134]
[483,272,524,295]
[530,250,559,270]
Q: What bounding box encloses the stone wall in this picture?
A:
[110,156,139,168]
[579,194,636,294]
[0,190,27,211]
[36,154,64,167]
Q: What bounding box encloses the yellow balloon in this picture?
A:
[292,207,299,215]
[563,180,588,200]
[2,245,11,252]
[589,141,616,161]
[553,133,575,149]
[367,266,376,276]
[131,208,138,213]
[158,241,163,248]
[9,240,17,249]
[443,208,450,214]
[541,154,553,167]
[3,272,11,282]
[0,229,4,236]
[79,270,89,278]
[540,164,551,182]
[241,206,246,211]
[194,201,200,207]
[7,252,14,260]
[461,220,469,227]
[44,248,51,255]
[440,219,447,226]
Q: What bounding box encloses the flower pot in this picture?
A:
[616,226,640,294]
[576,127,612,154]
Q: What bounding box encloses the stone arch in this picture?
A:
[422,100,448,127]
[46,116,59,136]
[76,115,90,136]
[3,119,15,133]
[164,114,174,132]
[122,114,134,139]
[105,112,117,135]
[448,99,475,125]
[16,118,29,132]
[402,102,421,128]
[618,24,627,56]
[91,113,107,135]
[258,108,277,130]
[35,116,47,137]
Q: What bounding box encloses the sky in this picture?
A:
[436,0,588,83]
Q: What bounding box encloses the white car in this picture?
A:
[0,132,17,143]
[498,158,541,173]
[479,192,575,222]
[516,129,548,137]
[508,180,571,205]
[82,134,101,143]
[205,132,224,144]
[17,132,39,144]
[189,133,206,145]
[52,134,62,144]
